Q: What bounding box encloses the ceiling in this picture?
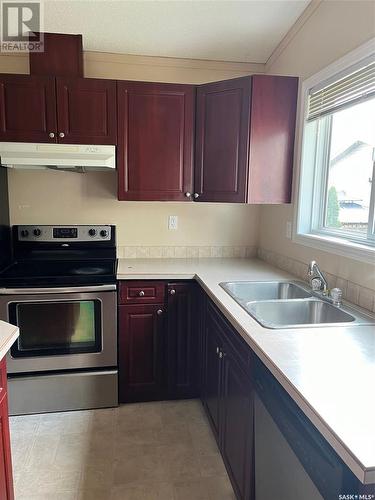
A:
[41,0,311,63]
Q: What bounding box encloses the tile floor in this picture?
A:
[10,399,236,500]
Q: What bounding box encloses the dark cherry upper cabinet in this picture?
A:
[56,78,117,144]
[118,304,165,403]
[0,74,57,143]
[195,77,251,203]
[29,33,83,77]
[248,75,298,203]
[117,82,195,201]
[166,282,198,400]
[195,75,298,203]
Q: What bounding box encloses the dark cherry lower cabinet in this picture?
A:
[202,300,253,500]
[166,283,198,399]
[202,303,223,439]
[118,282,374,499]
[0,360,14,500]
[118,281,198,403]
[118,303,164,402]
[221,343,253,500]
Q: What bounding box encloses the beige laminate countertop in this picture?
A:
[117,257,375,485]
[0,320,19,362]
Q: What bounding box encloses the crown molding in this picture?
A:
[265,0,323,73]
[84,51,265,73]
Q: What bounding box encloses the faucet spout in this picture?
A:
[307,260,317,277]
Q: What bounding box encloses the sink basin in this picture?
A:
[220,281,312,303]
[245,299,356,329]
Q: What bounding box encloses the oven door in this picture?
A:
[0,285,117,374]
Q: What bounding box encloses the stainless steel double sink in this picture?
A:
[220,281,374,329]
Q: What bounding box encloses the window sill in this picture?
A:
[294,232,375,265]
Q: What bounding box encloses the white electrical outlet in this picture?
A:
[168,215,178,230]
[286,221,292,239]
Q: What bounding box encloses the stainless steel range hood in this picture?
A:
[0,142,116,173]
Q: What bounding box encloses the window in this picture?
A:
[296,45,375,263]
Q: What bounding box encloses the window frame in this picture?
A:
[293,39,375,265]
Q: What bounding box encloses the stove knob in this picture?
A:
[20,229,29,238]
[88,229,97,237]
[33,228,41,237]
[100,230,108,238]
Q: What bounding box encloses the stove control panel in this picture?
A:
[17,225,112,242]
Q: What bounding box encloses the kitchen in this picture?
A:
[0,1,374,499]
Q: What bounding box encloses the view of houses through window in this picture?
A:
[324,98,375,234]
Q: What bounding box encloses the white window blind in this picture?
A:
[307,60,375,121]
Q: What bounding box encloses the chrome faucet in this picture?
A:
[307,260,328,294]
[307,261,343,306]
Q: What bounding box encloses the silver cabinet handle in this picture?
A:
[216,347,220,354]
[219,351,223,359]
[157,309,163,315]
[193,193,200,199]
[185,192,192,198]
[138,291,145,297]
[169,289,176,295]
[59,132,65,138]
[49,132,55,138]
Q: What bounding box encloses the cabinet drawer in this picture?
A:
[119,281,165,305]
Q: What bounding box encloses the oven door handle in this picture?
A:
[0,284,117,295]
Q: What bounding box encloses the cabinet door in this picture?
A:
[0,360,14,500]
[166,282,198,399]
[117,82,194,201]
[202,301,224,440]
[56,77,117,144]
[195,77,251,202]
[221,345,253,500]
[119,304,165,403]
[0,74,57,143]
[248,75,298,203]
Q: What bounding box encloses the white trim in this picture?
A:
[293,39,375,264]
[265,0,323,72]
[294,233,375,264]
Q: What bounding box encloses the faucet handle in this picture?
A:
[311,277,323,291]
[330,288,343,306]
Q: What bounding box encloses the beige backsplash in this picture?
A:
[118,245,257,259]
[117,244,374,312]
[257,247,375,313]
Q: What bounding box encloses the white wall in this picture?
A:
[260,0,375,290]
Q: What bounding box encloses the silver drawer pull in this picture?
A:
[138,291,145,297]
[169,289,176,295]
[59,132,65,138]
[157,309,163,315]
